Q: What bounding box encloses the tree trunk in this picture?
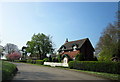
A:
[37,46,42,60]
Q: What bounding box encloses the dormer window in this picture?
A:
[61,46,66,53]
[73,45,77,51]
[62,47,64,53]
[62,47,64,50]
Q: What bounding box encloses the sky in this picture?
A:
[0,2,118,51]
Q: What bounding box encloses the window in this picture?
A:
[62,47,64,53]
[73,45,77,51]
[62,47,64,50]
[73,57,75,60]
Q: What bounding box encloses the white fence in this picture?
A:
[44,62,68,67]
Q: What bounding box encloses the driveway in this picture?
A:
[12,63,108,80]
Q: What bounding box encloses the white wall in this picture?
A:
[44,62,68,67]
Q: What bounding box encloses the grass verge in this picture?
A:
[66,68,120,80]
[2,61,18,81]
[52,66,120,80]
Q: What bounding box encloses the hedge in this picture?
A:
[31,60,36,64]
[36,60,44,65]
[17,59,44,65]
[19,60,27,63]
[27,59,32,63]
[14,60,20,62]
[43,58,49,62]
[14,60,27,63]
[2,61,18,81]
[68,61,120,74]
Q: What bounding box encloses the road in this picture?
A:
[12,63,108,80]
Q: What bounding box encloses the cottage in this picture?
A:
[58,38,95,63]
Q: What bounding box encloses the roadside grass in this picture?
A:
[50,66,120,80]
[66,68,120,80]
[2,61,18,81]
[13,62,120,80]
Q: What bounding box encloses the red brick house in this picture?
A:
[58,38,95,63]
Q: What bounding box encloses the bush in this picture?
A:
[43,58,49,62]
[31,60,36,64]
[36,60,44,65]
[2,61,18,81]
[14,60,20,62]
[75,53,84,61]
[68,61,120,74]
[57,54,62,62]
[52,57,55,62]
[49,55,52,62]
[19,60,27,63]
[6,52,21,61]
[27,59,32,63]
[52,57,58,62]
[68,61,74,69]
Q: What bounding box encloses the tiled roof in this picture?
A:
[59,38,88,51]
[62,51,80,59]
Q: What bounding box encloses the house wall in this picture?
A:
[80,39,94,61]
[59,39,94,61]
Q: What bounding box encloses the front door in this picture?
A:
[63,57,68,63]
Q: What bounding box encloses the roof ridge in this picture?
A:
[64,38,88,44]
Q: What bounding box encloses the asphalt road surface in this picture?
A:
[12,63,108,80]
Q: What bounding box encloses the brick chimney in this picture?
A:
[65,38,68,43]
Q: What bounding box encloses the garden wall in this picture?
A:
[44,62,68,67]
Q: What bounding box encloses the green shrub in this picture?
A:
[2,61,18,81]
[52,57,58,62]
[52,57,56,62]
[36,60,44,65]
[27,59,37,64]
[49,55,52,62]
[14,60,27,63]
[14,60,20,62]
[31,60,36,64]
[68,61,74,69]
[19,60,27,63]
[27,59,32,63]
[57,54,62,62]
[68,61,120,74]
[75,53,84,61]
[43,58,49,62]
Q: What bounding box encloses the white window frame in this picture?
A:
[62,47,65,53]
[73,45,77,51]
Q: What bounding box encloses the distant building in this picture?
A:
[58,38,95,63]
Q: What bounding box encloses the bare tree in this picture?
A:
[4,43,19,54]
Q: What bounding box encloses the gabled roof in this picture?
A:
[62,51,80,59]
[58,38,88,51]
